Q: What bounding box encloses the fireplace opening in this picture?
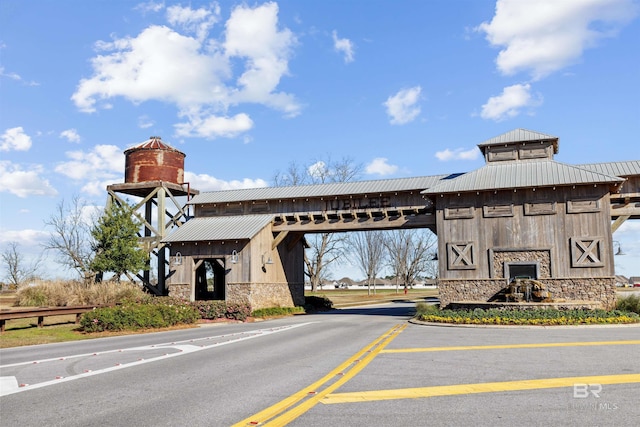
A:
[505,262,539,282]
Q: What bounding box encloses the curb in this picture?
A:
[408,318,640,329]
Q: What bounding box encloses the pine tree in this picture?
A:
[90,202,148,282]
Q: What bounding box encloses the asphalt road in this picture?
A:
[1,302,639,427]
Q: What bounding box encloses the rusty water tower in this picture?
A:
[124,136,186,185]
[106,136,198,295]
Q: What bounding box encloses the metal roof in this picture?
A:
[478,128,559,147]
[162,214,273,243]
[576,160,640,177]
[422,160,624,195]
[124,136,184,154]
[189,174,452,205]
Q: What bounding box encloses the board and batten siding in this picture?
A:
[436,186,614,280]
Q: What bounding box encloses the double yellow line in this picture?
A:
[232,323,406,426]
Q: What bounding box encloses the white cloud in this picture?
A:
[332,30,355,63]
[174,112,253,138]
[307,161,327,180]
[134,1,165,14]
[383,86,422,125]
[184,171,267,191]
[1,127,32,151]
[0,66,21,81]
[72,25,229,112]
[0,66,39,86]
[435,147,480,161]
[0,228,50,247]
[55,145,124,194]
[366,158,398,176]
[0,161,58,197]
[224,2,299,116]
[480,83,542,121]
[477,0,638,80]
[60,128,81,143]
[138,115,154,129]
[166,3,220,41]
[72,2,299,138]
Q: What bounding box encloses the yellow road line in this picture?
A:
[381,340,640,353]
[323,373,640,404]
[232,324,406,427]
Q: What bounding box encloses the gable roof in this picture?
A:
[421,160,624,195]
[189,175,451,205]
[576,160,640,177]
[478,128,559,152]
[162,214,273,243]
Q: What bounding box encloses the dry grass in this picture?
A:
[13,279,145,307]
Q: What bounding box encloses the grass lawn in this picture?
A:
[306,287,438,307]
[0,315,92,348]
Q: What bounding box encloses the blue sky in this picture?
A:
[1,0,639,281]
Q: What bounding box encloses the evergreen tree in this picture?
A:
[90,202,148,282]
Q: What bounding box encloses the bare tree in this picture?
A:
[385,229,410,293]
[304,233,347,291]
[1,242,42,288]
[273,155,363,291]
[349,230,386,295]
[384,229,437,291]
[273,161,307,187]
[43,196,97,284]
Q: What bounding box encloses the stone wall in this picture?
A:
[227,282,305,310]
[226,283,252,306]
[544,277,616,310]
[492,250,551,278]
[438,279,507,308]
[168,283,191,300]
[438,277,617,310]
[168,281,305,310]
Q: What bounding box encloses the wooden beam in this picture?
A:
[273,214,435,232]
[610,203,640,217]
[272,231,290,250]
[611,215,630,233]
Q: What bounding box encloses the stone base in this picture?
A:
[438,277,616,310]
[168,283,191,300]
[227,282,305,311]
[167,281,305,311]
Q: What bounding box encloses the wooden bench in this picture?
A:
[0,305,109,332]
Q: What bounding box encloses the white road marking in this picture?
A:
[0,323,312,397]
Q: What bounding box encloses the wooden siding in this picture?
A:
[436,186,614,280]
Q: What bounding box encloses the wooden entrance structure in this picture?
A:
[159,129,639,310]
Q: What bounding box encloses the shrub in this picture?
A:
[304,295,333,312]
[14,284,48,307]
[415,302,439,317]
[80,302,200,332]
[190,301,252,321]
[617,294,640,314]
[225,303,252,321]
[252,306,305,318]
[417,307,640,326]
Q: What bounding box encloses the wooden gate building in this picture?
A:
[157,129,639,310]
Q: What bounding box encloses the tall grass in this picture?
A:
[14,279,145,307]
[616,294,640,314]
